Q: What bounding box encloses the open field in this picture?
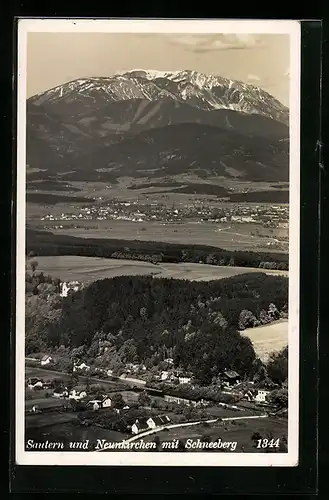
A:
[25,366,72,381]
[141,416,288,452]
[27,217,288,253]
[241,320,288,362]
[25,420,128,449]
[25,411,77,429]
[33,255,288,284]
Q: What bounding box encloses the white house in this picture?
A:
[254,390,270,403]
[161,371,169,381]
[68,389,87,401]
[40,355,53,366]
[86,397,112,409]
[73,362,90,372]
[131,418,149,434]
[178,376,191,385]
[107,369,113,377]
[60,281,81,298]
[101,397,112,408]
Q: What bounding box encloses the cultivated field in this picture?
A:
[28,218,288,253]
[33,255,288,284]
[241,320,288,362]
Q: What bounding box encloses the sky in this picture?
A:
[26,32,290,106]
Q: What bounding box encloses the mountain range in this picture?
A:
[26,69,289,185]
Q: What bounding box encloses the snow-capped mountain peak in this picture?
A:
[29,69,288,125]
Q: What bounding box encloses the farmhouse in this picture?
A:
[254,389,270,403]
[40,355,53,366]
[27,378,43,390]
[223,370,240,386]
[178,376,192,385]
[131,417,150,434]
[73,362,90,372]
[146,415,171,429]
[68,389,87,401]
[86,397,112,410]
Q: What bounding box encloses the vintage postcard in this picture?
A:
[16,19,301,466]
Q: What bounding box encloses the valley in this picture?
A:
[26,69,290,256]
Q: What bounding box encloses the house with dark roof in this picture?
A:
[27,377,44,389]
[131,417,150,434]
[147,415,171,429]
[223,370,240,386]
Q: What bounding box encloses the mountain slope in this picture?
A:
[72,98,288,140]
[26,100,130,170]
[71,123,288,182]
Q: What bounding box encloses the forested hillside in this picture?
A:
[26,272,288,384]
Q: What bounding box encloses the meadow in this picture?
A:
[32,255,288,284]
[241,320,288,362]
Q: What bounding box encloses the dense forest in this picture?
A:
[26,271,288,385]
[26,229,289,270]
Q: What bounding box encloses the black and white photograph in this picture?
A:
[16,19,300,466]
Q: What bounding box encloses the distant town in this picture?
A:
[40,200,289,228]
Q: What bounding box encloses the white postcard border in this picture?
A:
[15,18,301,467]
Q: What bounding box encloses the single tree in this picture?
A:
[30,259,39,274]
[111,393,125,409]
